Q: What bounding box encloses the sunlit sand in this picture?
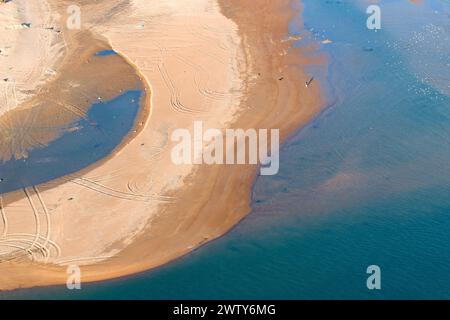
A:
[0,0,324,290]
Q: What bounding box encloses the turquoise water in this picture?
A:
[1,0,450,299]
[0,90,142,194]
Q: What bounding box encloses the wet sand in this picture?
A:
[0,31,143,163]
[0,0,325,290]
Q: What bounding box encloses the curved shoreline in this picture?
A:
[0,0,326,291]
[0,30,151,199]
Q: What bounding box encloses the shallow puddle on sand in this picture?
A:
[0,90,143,195]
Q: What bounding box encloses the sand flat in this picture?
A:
[0,0,325,290]
[0,0,65,116]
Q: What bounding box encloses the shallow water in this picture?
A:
[0,90,142,195]
[1,0,449,299]
[95,49,118,57]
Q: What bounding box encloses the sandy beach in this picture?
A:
[0,0,65,116]
[0,0,325,290]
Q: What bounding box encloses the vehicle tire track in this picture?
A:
[66,176,174,203]
[0,196,7,238]
[23,187,41,255]
[33,185,54,261]
[158,63,205,115]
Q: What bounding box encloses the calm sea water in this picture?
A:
[0,90,142,194]
[1,0,449,299]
